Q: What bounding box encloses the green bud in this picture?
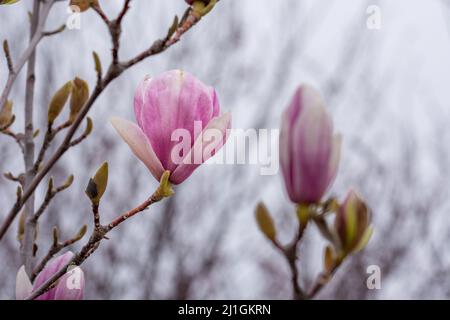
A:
[52,226,59,247]
[69,77,89,122]
[335,190,373,255]
[74,224,87,241]
[255,202,276,241]
[84,117,93,136]
[0,0,20,5]
[92,51,102,76]
[0,100,14,128]
[48,81,72,125]
[17,209,25,242]
[85,162,108,204]
[166,15,179,39]
[62,174,74,189]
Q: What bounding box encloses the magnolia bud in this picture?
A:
[48,81,72,125]
[280,85,341,205]
[0,0,20,5]
[70,0,98,12]
[85,162,108,204]
[70,77,89,122]
[0,100,14,128]
[255,202,276,241]
[335,190,373,255]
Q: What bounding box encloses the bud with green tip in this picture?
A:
[255,202,276,241]
[334,190,373,255]
[85,162,108,205]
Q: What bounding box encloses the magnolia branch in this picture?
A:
[0,0,55,111]
[26,172,173,300]
[0,0,216,241]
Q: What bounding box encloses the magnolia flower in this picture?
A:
[16,251,84,300]
[280,85,341,204]
[111,70,231,185]
[335,190,373,255]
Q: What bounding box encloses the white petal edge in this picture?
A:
[16,265,32,300]
[171,112,231,184]
[110,117,164,181]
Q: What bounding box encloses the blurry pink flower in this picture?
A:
[111,70,231,185]
[15,251,84,300]
[280,85,341,204]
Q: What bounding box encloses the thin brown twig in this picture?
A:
[30,226,86,281]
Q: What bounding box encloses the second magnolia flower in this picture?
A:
[280,85,341,204]
[111,70,231,184]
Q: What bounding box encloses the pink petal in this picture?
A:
[326,134,341,187]
[54,266,85,300]
[171,112,231,184]
[137,70,218,171]
[33,251,73,300]
[110,117,165,182]
[292,97,333,202]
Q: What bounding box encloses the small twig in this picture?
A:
[32,176,73,222]
[116,0,132,26]
[30,225,86,281]
[3,172,23,184]
[92,203,100,230]
[1,128,24,153]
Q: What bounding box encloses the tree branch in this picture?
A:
[26,176,172,300]
[0,0,213,241]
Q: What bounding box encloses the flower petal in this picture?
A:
[54,266,85,300]
[33,251,73,300]
[137,70,218,171]
[171,112,231,184]
[110,117,165,181]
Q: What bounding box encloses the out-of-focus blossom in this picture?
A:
[335,190,373,255]
[15,251,84,300]
[280,85,341,204]
[111,70,231,185]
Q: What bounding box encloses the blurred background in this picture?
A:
[1,0,450,299]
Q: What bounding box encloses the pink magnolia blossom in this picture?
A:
[111,70,231,184]
[280,85,341,204]
[15,251,84,300]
